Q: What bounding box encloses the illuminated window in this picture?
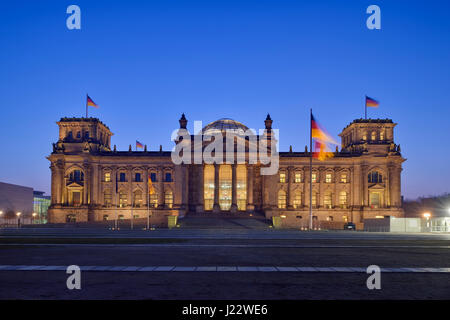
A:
[236,164,247,211]
[293,190,302,208]
[327,216,333,221]
[204,165,214,211]
[104,189,112,207]
[103,215,108,221]
[165,190,173,208]
[339,191,347,208]
[278,190,287,209]
[371,131,376,141]
[312,173,317,183]
[295,173,302,183]
[343,215,348,222]
[133,190,143,207]
[219,165,232,210]
[278,190,286,209]
[368,171,383,183]
[325,173,332,183]
[149,193,158,208]
[362,132,367,141]
[380,130,384,140]
[324,191,332,209]
[369,192,381,208]
[340,174,347,183]
[66,214,76,223]
[119,191,127,207]
[279,173,286,183]
[104,172,111,182]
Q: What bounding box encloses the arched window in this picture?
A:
[371,131,377,141]
[165,190,173,208]
[325,173,332,183]
[133,190,143,207]
[368,171,383,183]
[293,190,302,209]
[69,170,84,182]
[362,131,367,141]
[380,130,384,140]
[278,190,287,209]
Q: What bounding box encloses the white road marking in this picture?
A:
[0,265,449,273]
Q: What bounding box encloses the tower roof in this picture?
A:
[201,118,249,134]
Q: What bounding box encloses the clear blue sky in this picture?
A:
[0,0,449,200]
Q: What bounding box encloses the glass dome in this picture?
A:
[201,118,250,135]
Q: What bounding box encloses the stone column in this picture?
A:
[112,166,117,207]
[213,164,220,213]
[247,165,254,211]
[128,166,133,210]
[287,166,294,209]
[196,164,204,212]
[50,163,58,205]
[361,165,369,207]
[230,164,238,213]
[83,163,90,205]
[158,167,164,208]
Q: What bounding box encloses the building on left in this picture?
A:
[0,181,50,224]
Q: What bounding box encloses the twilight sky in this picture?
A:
[0,0,449,199]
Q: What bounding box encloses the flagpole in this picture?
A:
[309,108,313,230]
[115,171,118,230]
[364,96,367,119]
[86,94,88,118]
[131,197,134,230]
[147,188,150,230]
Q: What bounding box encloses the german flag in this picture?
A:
[365,96,379,108]
[313,140,333,161]
[87,95,99,108]
[311,114,338,144]
[136,140,144,149]
[148,174,156,195]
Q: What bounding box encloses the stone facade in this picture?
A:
[47,115,405,227]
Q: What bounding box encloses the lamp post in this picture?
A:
[423,212,431,232]
[16,212,22,228]
[32,212,37,224]
[0,211,3,228]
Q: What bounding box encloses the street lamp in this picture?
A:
[423,212,431,231]
[32,212,37,224]
[16,212,21,228]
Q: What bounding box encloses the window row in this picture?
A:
[279,172,349,184]
[277,190,349,209]
[103,189,173,208]
[104,172,172,183]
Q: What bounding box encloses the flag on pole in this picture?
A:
[365,96,379,108]
[311,113,338,162]
[148,174,156,195]
[136,140,144,149]
[87,95,99,108]
[311,114,338,145]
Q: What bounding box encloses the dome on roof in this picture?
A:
[201,118,249,135]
